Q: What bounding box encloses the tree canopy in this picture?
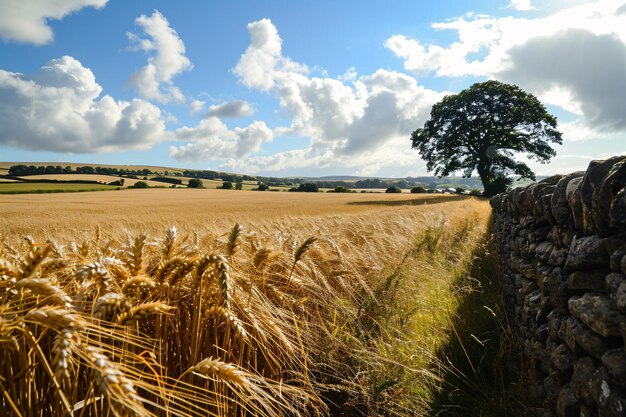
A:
[411,80,562,197]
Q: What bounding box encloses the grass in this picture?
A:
[426,219,523,416]
[0,190,498,416]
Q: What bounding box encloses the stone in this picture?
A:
[522,277,540,294]
[601,349,626,386]
[540,193,557,225]
[537,297,553,324]
[605,272,625,296]
[611,186,626,229]
[568,293,624,337]
[591,376,626,417]
[568,292,624,337]
[564,236,610,273]
[610,247,626,272]
[544,375,560,404]
[579,405,598,417]
[581,156,626,235]
[566,270,609,291]
[549,248,568,267]
[574,323,621,361]
[552,343,576,376]
[541,275,551,296]
[606,158,626,229]
[552,172,585,226]
[571,357,597,405]
[537,241,555,263]
[550,268,571,314]
[556,385,579,417]
[566,177,584,232]
[590,366,610,402]
[537,323,550,344]
[615,280,626,312]
[591,157,626,236]
[548,309,564,342]
[528,289,543,320]
[562,228,576,248]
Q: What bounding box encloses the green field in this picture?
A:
[0,182,118,194]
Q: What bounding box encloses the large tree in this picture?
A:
[411,80,562,197]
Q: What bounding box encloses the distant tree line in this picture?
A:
[8,165,154,177]
[182,170,255,183]
[7,165,485,191]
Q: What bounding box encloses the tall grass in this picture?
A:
[0,198,492,416]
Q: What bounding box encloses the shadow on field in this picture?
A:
[347,195,470,207]
[427,219,526,417]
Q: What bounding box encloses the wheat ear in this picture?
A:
[287,237,317,283]
[13,277,72,306]
[227,224,244,257]
[128,233,147,276]
[116,302,173,325]
[16,244,52,279]
[191,356,250,387]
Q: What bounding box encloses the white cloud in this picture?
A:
[0,0,108,45]
[222,135,426,177]
[509,0,535,11]
[189,99,205,116]
[498,28,626,132]
[0,56,168,153]
[128,10,192,104]
[233,18,308,92]
[206,100,255,118]
[385,1,626,134]
[229,19,442,174]
[169,119,273,161]
[559,119,612,142]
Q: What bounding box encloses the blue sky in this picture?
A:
[0,0,624,177]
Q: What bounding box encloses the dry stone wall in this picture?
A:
[490,155,626,417]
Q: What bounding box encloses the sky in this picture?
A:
[0,0,624,178]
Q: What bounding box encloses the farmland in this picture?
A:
[0,186,502,416]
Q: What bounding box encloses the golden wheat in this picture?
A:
[0,192,490,416]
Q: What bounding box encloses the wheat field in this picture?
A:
[0,189,491,416]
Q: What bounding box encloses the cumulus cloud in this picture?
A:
[170,119,273,161]
[128,10,192,103]
[385,1,626,135]
[189,99,205,116]
[498,29,626,132]
[206,100,255,118]
[0,56,168,153]
[0,0,108,45]
[509,0,535,11]
[223,135,426,177]
[233,18,308,92]
[0,54,270,160]
[232,18,441,172]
